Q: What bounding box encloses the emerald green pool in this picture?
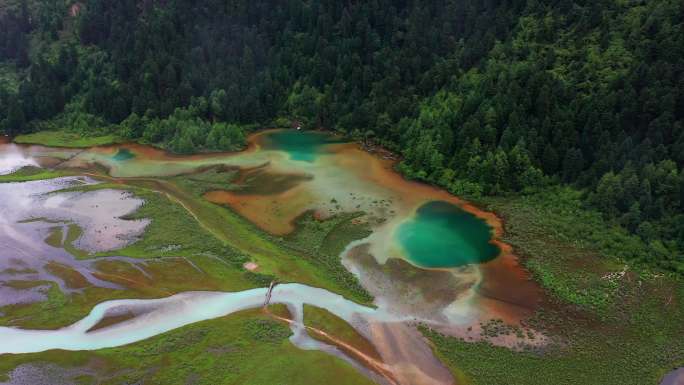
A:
[396,201,500,268]
[261,130,345,162]
[112,148,135,161]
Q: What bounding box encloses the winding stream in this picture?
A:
[0,283,450,385]
[0,284,381,354]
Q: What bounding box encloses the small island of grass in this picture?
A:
[14,130,123,148]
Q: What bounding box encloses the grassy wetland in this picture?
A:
[422,189,684,385]
[0,130,681,385]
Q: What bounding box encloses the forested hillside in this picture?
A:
[0,0,682,272]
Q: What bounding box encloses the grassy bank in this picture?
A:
[303,304,380,360]
[424,187,684,385]
[284,212,374,304]
[14,130,123,148]
[0,166,73,182]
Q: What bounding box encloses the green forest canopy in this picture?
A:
[0,0,682,272]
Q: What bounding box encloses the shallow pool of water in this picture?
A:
[111,148,135,161]
[661,368,684,385]
[0,144,38,175]
[259,130,345,162]
[396,201,499,268]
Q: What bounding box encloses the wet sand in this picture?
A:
[367,321,455,385]
[86,312,137,333]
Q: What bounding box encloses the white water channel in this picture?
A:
[0,283,396,354]
[0,284,401,385]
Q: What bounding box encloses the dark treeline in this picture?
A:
[0,0,682,272]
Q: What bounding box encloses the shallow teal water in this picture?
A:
[396,201,500,268]
[112,148,135,161]
[261,130,345,162]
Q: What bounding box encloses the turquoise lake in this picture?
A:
[261,130,345,162]
[396,201,500,268]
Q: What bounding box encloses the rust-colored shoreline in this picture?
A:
[337,140,545,322]
[86,139,261,161]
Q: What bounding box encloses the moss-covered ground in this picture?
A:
[423,187,684,385]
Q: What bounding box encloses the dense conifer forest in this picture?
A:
[1,0,682,272]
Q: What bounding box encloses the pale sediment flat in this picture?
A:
[0,177,150,305]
